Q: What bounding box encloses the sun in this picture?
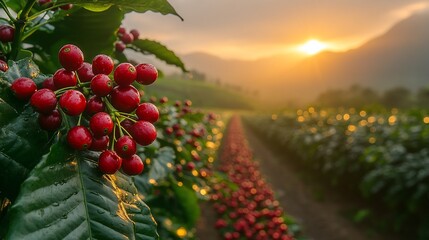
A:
[298,39,327,55]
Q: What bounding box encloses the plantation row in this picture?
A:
[245,108,429,239]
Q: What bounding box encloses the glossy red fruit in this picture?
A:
[0,25,14,42]
[135,63,158,85]
[98,150,121,174]
[53,68,77,89]
[117,27,126,35]
[114,63,136,86]
[77,62,94,82]
[59,4,72,10]
[42,77,56,90]
[92,54,114,75]
[58,44,84,71]
[120,33,134,44]
[114,135,136,158]
[186,162,195,171]
[130,29,140,39]
[90,74,113,96]
[89,112,113,137]
[120,119,134,133]
[90,135,109,151]
[110,85,140,112]
[67,126,92,150]
[11,77,37,100]
[86,96,104,115]
[136,103,159,123]
[131,121,157,146]
[121,155,144,175]
[30,89,57,113]
[38,109,62,131]
[115,42,126,52]
[59,90,86,116]
[0,59,8,72]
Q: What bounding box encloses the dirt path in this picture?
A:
[242,122,385,240]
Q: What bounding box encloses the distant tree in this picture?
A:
[382,86,411,108]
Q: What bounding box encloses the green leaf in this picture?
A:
[6,143,159,240]
[171,184,200,228]
[0,98,18,127]
[56,0,182,20]
[131,39,187,72]
[1,58,41,84]
[148,147,175,182]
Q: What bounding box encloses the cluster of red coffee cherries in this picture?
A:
[10,44,160,175]
[115,27,139,53]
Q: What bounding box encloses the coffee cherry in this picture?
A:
[0,25,14,43]
[11,77,37,100]
[131,121,157,146]
[184,100,192,107]
[53,68,77,89]
[135,63,158,85]
[77,62,94,82]
[30,89,57,113]
[121,154,144,175]
[42,77,56,90]
[98,150,121,174]
[117,27,126,35]
[130,29,140,39]
[165,127,173,135]
[58,44,84,71]
[59,89,86,116]
[159,96,168,104]
[120,33,134,44]
[90,74,113,96]
[86,96,105,115]
[0,59,8,72]
[89,112,113,137]
[38,109,62,131]
[38,0,52,6]
[113,63,137,86]
[136,103,159,123]
[92,54,114,75]
[115,42,126,52]
[120,119,134,133]
[67,126,92,150]
[114,135,136,158]
[90,135,109,151]
[110,85,140,112]
[59,4,72,10]
[186,162,195,171]
[175,164,183,173]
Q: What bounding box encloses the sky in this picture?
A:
[124,0,429,60]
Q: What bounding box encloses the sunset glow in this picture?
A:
[298,39,328,55]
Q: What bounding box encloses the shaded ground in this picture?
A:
[196,202,221,240]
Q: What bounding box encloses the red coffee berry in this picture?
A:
[130,29,140,39]
[184,100,192,107]
[90,74,113,96]
[0,25,14,42]
[59,4,72,10]
[38,0,52,6]
[113,63,137,86]
[135,63,158,85]
[120,119,134,133]
[165,127,173,135]
[59,89,86,116]
[53,68,77,89]
[67,126,92,150]
[131,121,157,146]
[38,109,62,131]
[89,112,113,137]
[30,89,57,113]
[159,96,168,104]
[58,44,84,71]
[117,27,126,35]
[86,96,105,115]
[121,154,144,175]
[110,85,140,112]
[42,77,56,90]
[92,54,114,75]
[77,62,94,82]
[175,164,183,173]
[11,77,37,100]
[120,33,134,44]
[90,135,109,151]
[114,135,137,158]
[136,103,159,123]
[0,59,8,72]
[186,162,195,171]
[98,150,122,174]
[115,42,126,52]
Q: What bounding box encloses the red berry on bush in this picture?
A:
[98,150,121,174]
[90,135,109,151]
[38,109,62,131]
[77,62,94,82]
[175,164,183,173]
[121,154,144,175]
[130,29,140,39]
[42,77,56,90]
[117,27,126,35]
[114,135,136,158]
[131,121,157,146]
[92,54,114,75]
[135,63,158,85]
[53,68,77,89]
[136,103,159,123]
[186,162,195,171]
[58,44,84,71]
[165,127,173,135]
[184,100,192,107]
[114,63,137,86]
[90,74,113,96]
[159,96,168,104]
[0,59,8,72]
[38,0,52,6]
[67,126,92,150]
[120,33,134,44]
[59,90,86,116]
[86,96,105,115]
[115,42,126,52]
[59,4,73,10]
[110,85,140,112]
[89,112,113,137]
[120,119,134,133]
[11,77,37,100]
[30,88,57,113]
[0,25,14,43]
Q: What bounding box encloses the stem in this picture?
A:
[28,4,69,21]
[102,97,117,114]
[0,0,15,22]
[21,18,54,41]
[110,125,116,151]
[119,114,137,123]
[115,118,124,137]
[77,114,82,126]
[54,86,76,95]
[10,0,37,60]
